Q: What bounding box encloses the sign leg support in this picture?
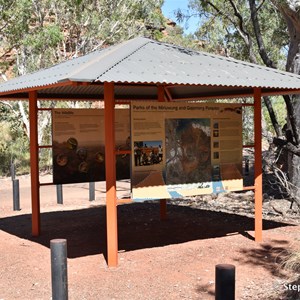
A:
[254,88,263,242]
[160,199,167,220]
[157,85,168,220]
[29,91,40,236]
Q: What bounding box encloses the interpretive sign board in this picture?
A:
[131,102,243,200]
[52,109,130,184]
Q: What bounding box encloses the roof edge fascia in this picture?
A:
[0,80,76,97]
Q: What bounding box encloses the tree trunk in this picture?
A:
[276,2,300,198]
[287,96,300,199]
[263,96,282,137]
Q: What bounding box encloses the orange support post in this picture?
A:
[160,199,167,220]
[104,82,118,267]
[157,85,167,220]
[29,91,40,236]
[254,88,263,242]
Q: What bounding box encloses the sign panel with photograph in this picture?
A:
[52,109,130,184]
[131,102,243,200]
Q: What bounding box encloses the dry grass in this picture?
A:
[274,249,300,300]
[282,250,300,274]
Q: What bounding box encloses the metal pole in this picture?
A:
[56,184,63,204]
[245,158,249,176]
[89,182,95,201]
[215,264,235,300]
[12,179,20,211]
[50,239,68,300]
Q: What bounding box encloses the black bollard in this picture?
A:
[12,179,20,211]
[215,264,235,300]
[50,239,68,300]
[245,159,249,176]
[56,184,63,204]
[89,182,95,201]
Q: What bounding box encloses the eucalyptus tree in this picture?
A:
[179,0,300,202]
[180,0,287,137]
[0,0,164,75]
[0,0,165,174]
[271,0,300,201]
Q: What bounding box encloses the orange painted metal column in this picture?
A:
[104,82,118,267]
[158,85,167,220]
[254,88,263,242]
[29,91,40,236]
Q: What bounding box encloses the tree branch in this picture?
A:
[273,137,300,156]
[206,0,257,63]
[283,94,299,145]
[0,101,18,114]
[256,0,266,12]
[263,95,282,137]
[17,101,29,138]
[249,0,277,68]
[227,0,258,64]
[206,1,236,28]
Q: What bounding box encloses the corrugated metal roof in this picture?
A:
[94,40,300,89]
[1,37,300,98]
[0,42,120,93]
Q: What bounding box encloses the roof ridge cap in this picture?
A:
[64,37,151,82]
[94,37,152,81]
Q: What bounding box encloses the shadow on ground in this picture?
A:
[196,239,293,298]
[0,203,293,261]
[236,239,291,278]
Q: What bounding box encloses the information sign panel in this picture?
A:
[52,109,130,184]
[131,102,243,200]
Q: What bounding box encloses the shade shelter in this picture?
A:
[1,37,300,267]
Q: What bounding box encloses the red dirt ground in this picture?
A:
[0,174,299,299]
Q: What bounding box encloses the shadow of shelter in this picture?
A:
[0,203,294,261]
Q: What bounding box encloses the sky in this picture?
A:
[161,0,199,35]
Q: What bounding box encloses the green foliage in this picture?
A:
[0,101,31,175]
[0,0,166,74]
[263,96,287,134]
[23,25,63,53]
[0,0,32,53]
[0,121,30,176]
[0,0,169,176]
[187,0,288,66]
[177,0,290,138]
[243,106,254,145]
[159,17,206,51]
[0,0,293,177]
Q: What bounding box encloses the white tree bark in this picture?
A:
[17,101,30,138]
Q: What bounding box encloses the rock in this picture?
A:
[202,195,212,202]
